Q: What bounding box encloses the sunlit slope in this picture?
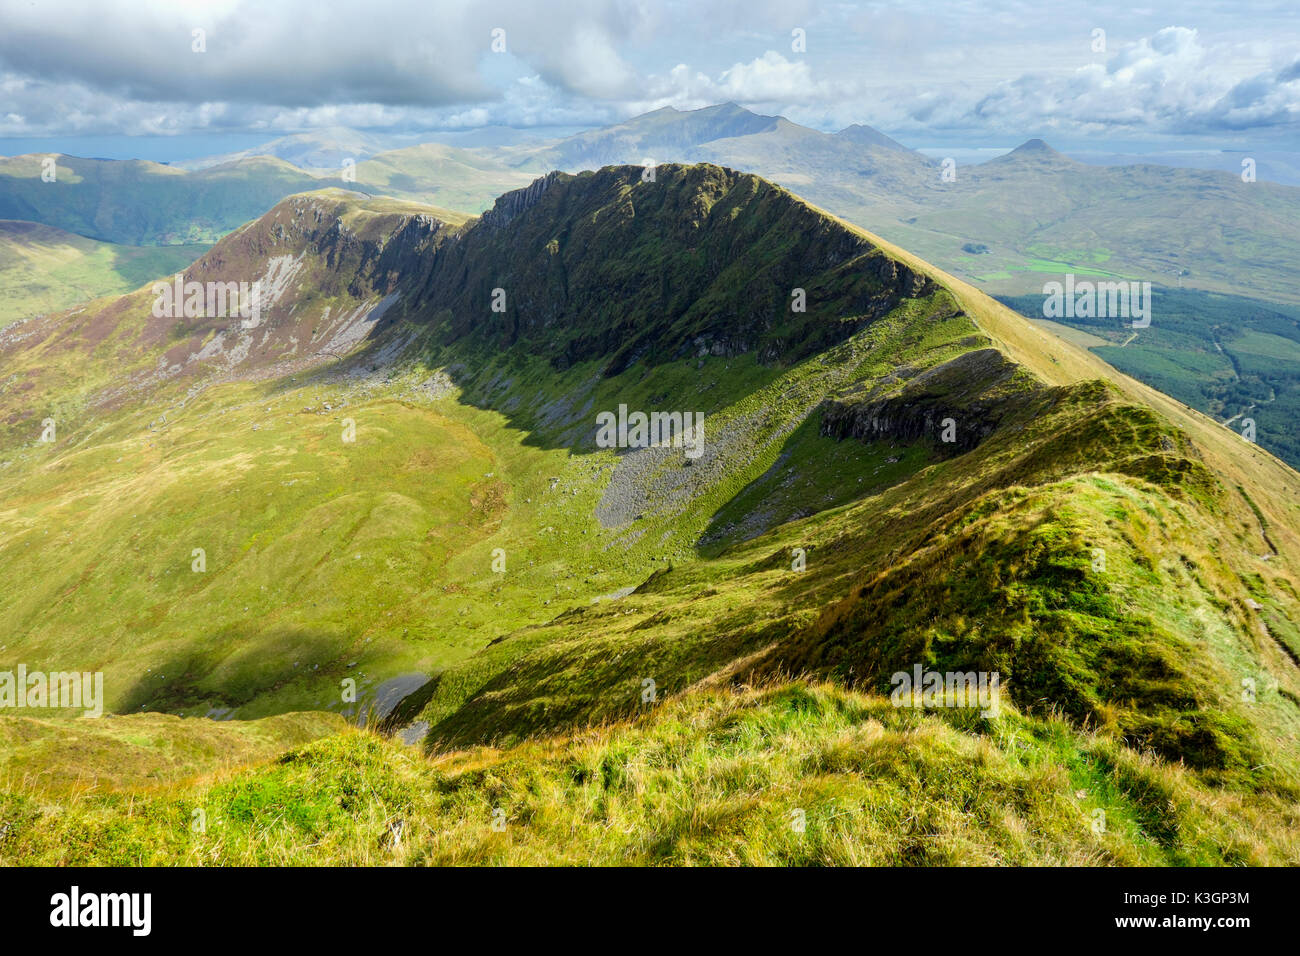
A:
[0,190,497,719]
[6,683,1297,866]
[833,205,1300,560]
[0,166,1297,865]
[0,710,345,792]
[0,220,207,327]
[0,387,507,717]
[352,143,536,213]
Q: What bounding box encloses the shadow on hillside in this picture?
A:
[696,414,939,554]
[115,625,357,717]
[262,319,948,570]
[415,613,783,753]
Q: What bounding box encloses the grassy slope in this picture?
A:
[1,175,1298,864]
[4,682,1296,866]
[0,220,206,326]
[0,711,345,793]
[998,289,1300,469]
[0,154,357,245]
[836,203,1300,542]
[353,144,536,213]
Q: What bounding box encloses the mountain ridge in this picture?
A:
[2,165,1298,864]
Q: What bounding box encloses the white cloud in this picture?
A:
[539,24,639,98]
[0,2,1295,145]
[939,27,1300,136]
[716,51,820,101]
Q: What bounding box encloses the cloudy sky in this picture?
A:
[1,0,1297,155]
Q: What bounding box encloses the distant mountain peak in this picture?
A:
[834,123,916,154]
[541,103,781,170]
[1009,138,1065,158]
[678,101,770,124]
[980,138,1076,170]
[632,102,756,119]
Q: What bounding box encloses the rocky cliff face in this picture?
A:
[214,192,456,302]
[72,168,946,389]
[478,170,564,230]
[411,164,939,374]
[820,348,1036,454]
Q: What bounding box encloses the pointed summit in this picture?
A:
[834,124,916,154]
[1006,138,1070,161]
[981,138,1075,170]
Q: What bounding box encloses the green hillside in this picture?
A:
[1,168,1297,865]
[999,288,1300,468]
[0,220,206,327]
[0,149,533,247]
[6,684,1295,865]
[0,154,358,245]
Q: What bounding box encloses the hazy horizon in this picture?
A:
[2,104,1296,185]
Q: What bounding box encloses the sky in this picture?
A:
[1,0,1298,159]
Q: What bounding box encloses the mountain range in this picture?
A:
[7,103,1298,472]
[493,105,1300,305]
[2,165,1298,864]
[7,104,1299,301]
